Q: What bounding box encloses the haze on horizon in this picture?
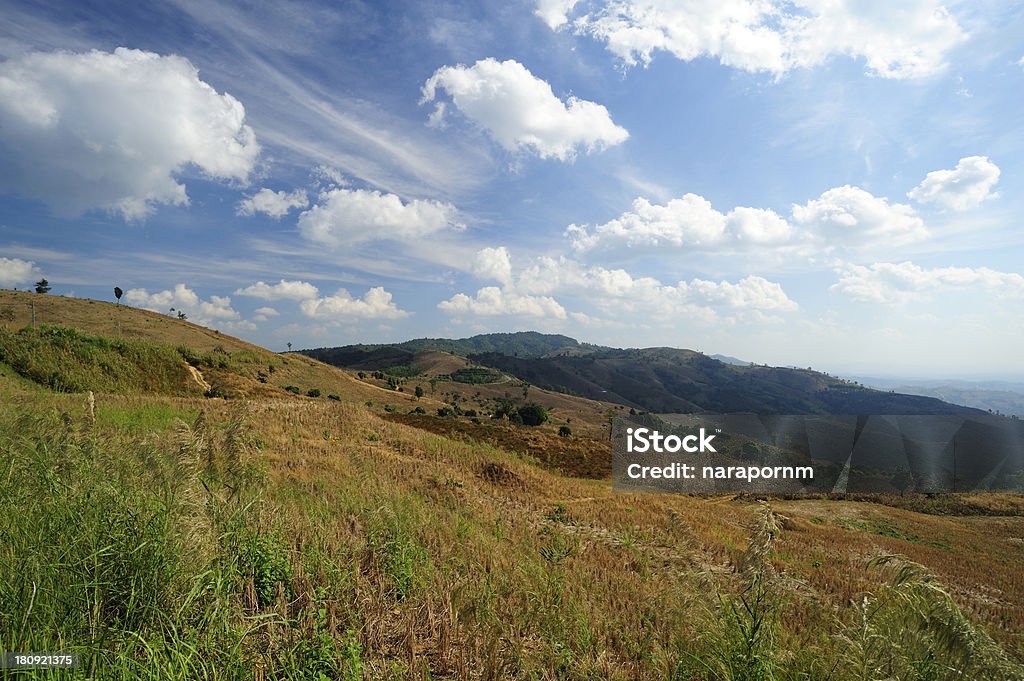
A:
[1,0,1022,380]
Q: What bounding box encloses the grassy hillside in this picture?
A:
[1,295,1022,678]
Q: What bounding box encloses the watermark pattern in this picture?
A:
[612,414,1024,494]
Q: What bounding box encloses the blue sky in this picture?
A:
[1,0,1022,378]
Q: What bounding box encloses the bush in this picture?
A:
[327,394,341,401]
[517,403,548,427]
[307,388,321,398]
[558,425,572,437]
[284,385,301,394]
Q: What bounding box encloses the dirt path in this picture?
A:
[185,363,211,392]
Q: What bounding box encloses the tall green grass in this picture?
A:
[0,405,357,679]
[0,326,200,395]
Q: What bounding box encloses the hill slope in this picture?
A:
[1,295,1022,678]
[304,333,982,416]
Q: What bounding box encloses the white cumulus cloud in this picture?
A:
[421,58,628,161]
[252,306,279,322]
[300,287,409,320]
[567,193,793,253]
[832,261,1024,304]
[438,287,568,319]
[459,248,797,319]
[235,279,320,301]
[791,185,928,248]
[0,48,259,221]
[472,246,514,285]
[536,0,581,29]
[680,275,797,311]
[543,0,966,79]
[907,156,1000,211]
[298,188,463,247]
[123,284,243,328]
[0,257,41,287]
[237,188,309,218]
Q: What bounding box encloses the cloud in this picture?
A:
[421,58,628,161]
[298,188,463,247]
[123,283,243,327]
[234,279,319,300]
[460,248,797,318]
[790,185,928,248]
[0,257,41,287]
[567,194,792,253]
[832,261,1024,304]
[252,306,279,322]
[907,156,1000,211]
[472,246,513,285]
[237,188,309,218]
[535,0,581,29]
[438,287,568,319]
[569,185,928,261]
[0,48,259,221]
[680,275,798,311]
[300,287,409,319]
[544,0,966,78]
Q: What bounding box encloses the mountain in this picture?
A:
[310,331,586,362]
[303,333,983,416]
[710,353,750,366]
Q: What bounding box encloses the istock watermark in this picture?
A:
[612,413,1024,495]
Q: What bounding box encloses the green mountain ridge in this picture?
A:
[301,332,984,416]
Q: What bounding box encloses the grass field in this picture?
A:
[0,292,1022,679]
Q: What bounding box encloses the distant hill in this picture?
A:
[307,332,587,362]
[852,376,1024,417]
[303,332,982,416]
[710,353,750,366]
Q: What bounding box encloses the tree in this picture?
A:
[287,342,292,351]
[414,385,424,399]
[517,403,548,427]
[34,279,51,294]
[177,311,187,320]
[558,425,572,437]
[114,286,123,304]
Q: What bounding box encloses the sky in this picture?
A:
[0,0,1022,379]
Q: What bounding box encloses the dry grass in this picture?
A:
[2,294,1023,678]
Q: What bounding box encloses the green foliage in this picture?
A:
[292,588,362,680]
[235,530,294,609]
[284,385,301,394]
[835,555,1024,680]
[445,367,502,384]
[414,385,424,398]
[0,325,201,395]
[558,425,572,437]
[307,388,321,398]
[517,403,549,427]
[380,364,420,378]
[368,509,427,602]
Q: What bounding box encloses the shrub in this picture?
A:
[558,425,572,437]
[517,403,548,427]
[284,385,301,394]
[307,388,321,398]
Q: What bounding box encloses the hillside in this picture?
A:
[1,292,1023,678]
[304,333,982,416]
